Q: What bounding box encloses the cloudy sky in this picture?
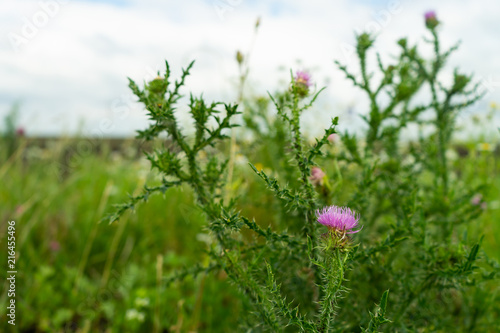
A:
[1,0,499,138]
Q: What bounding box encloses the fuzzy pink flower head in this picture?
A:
[424,10,439,29]
[310,166,326,186]
[424,10,436,20]
[293,70,312,98]
[295,71,311,88]
[327,133,335,143]
[316,205,362,234]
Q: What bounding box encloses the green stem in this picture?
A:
[317,246,349,332]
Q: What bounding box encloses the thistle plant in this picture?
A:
[314,206,363,332]
[104,13,499,332]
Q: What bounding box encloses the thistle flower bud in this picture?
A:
[236,50,244,65]
[357,33,374,52]
[452,73,469,93]
[327,133,335,144]
[425,10,439,29]
[310,166,326,186]
[293,70,311,98]
[148,76,166,94]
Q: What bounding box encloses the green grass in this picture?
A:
[0,137,498,332]
[0,139,244,332]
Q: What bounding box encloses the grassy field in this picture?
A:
[0,136,499,332]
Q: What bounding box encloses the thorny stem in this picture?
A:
[429,29,449,198]
[317,246,349,332]
[288,81,322,291]
[290,80,319,228]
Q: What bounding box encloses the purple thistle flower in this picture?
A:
[424,10,436,20]
[316,205,362,234]
[293,70,312,98]
[295,70,311,88]
[424,10,439,29]
[310,166,326,186]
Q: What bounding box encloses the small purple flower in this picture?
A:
[310,166,326,186]
[424,10,439,29]
[424,10,436,20]
[295,71,311,88]
[316,205,362,234]
[293,70,312,98]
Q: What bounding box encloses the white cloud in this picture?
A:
[0,0,498,138]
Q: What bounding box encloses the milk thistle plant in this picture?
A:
[106,13,499,332]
